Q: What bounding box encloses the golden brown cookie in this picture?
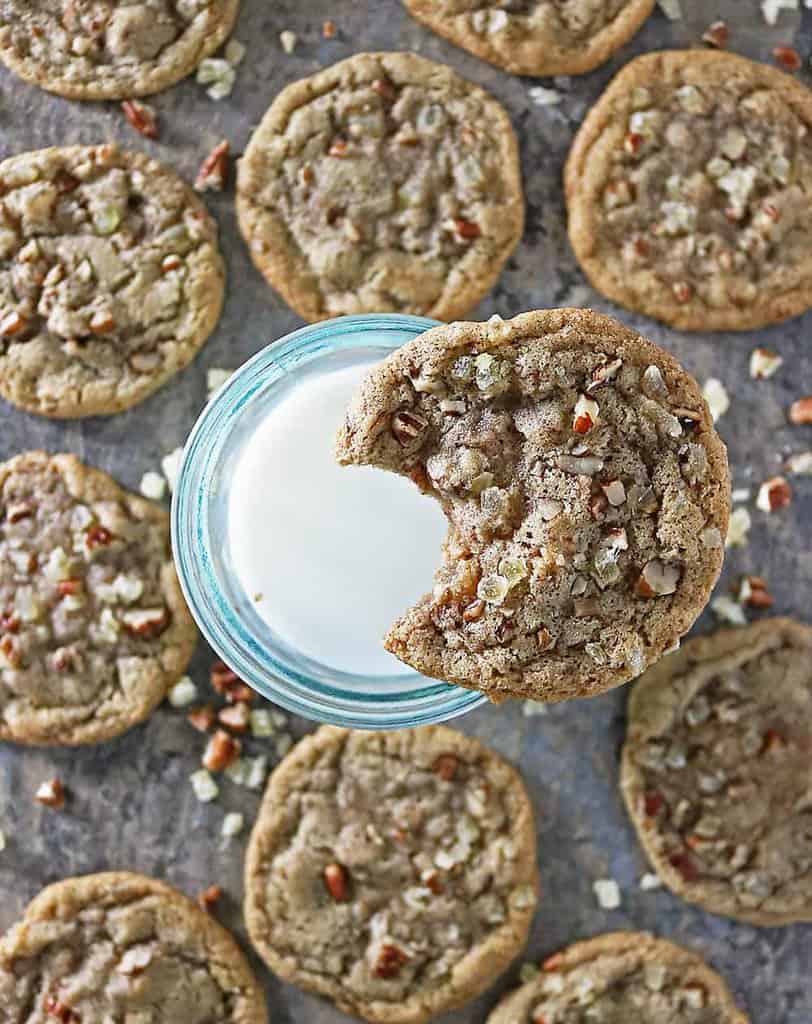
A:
[244,725,538,1024]
[0,451,197,746]
[0,0,241,100]
[486,932,748,1024]
[566,51,812,331]
[236,51,523,322]
[622,618,812,925]
[0,144,225,418]
[336,309,730,703]
[0,872,267,1023]
[401,0,654,78]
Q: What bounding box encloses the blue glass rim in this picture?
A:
[171,314,487,730]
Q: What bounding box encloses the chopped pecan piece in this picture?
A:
[432,753,458,781]
[187,705,217,733]
[35,778,66,809]
[195,140,230,193]
[789,396,812,425]
[121,99,159,139]
[210,660,255,703]
[197,884,222,912]
[373,943,409,978]
[324,862,350,902]
[218,702,250,732]
[202,729,242,771]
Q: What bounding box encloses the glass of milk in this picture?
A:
[172,314,486,729]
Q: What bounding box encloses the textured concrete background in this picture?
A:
[0,1,811,1021]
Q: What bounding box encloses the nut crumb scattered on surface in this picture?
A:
[639,872,663,890]
[789,396,812,424]
[322,19,337,38]
[701,378,730,421]
[161,447,184,491]
[756,476,792,513]
[528,86,561,107]
[786,451,812,475]
[190,769,219,802]
[224,39,246,65]
[195,141,230,193]
[250,709,275,736]
[167,675,198,708]
[726,507,752,548]
[593,878,621,909]
[188,706,217,732]
[197,58,236,101]
[772,45,802,72]
[711,594,747,625]
[207,367,234,398]
[761,0,799,24]
[203,729,242,771]
[701,21,728,47]
[749,348,783,379]
[522,700,549,717]
[35,779,65,809]
[139,470,166,501]
[739,575,774,608]
[280,30,297,54]
[0,829,5,852]
[222,812,244,838]
[121,99,158,139]
[657,0,682,18]
[197,884,221,911]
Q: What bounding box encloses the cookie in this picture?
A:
[236,51,524,322]
[0,0,240,100]
[401,0,654,78]
[621,618,812,926]
[336,309,730,703]
[0,871,267,1023]
[244,725,538,1024]
[565,50,812,332]
[0,144,225,418]
[486,932,748,1024]
[0,451,197,746]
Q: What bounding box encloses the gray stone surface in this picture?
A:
[0,1,811,1022]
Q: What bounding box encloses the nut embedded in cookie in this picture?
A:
[336,308,730,703]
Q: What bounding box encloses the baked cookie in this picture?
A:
[566,51,812,332]
[486,932,748,1024]
[336,309,730,703]
[622,618,812,926]
[0,0,240,100]
[236,51,523,322]
[0,872,267,1023]
[244,725,538,1024]
[0,144,225,418]
[0,451,197,746]
[401,0,654,78]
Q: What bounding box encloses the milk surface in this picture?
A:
[227,357,447,677]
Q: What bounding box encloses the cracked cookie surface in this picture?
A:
[236,51,523,322]
[401,0,654,78]
[0,0,240,100]
[0,872,267,1024]
[244,725,538,1024]
[486,932,748,1024]
[622,618,812,925]
[0,144,224,418]
[566,51,812,331]
[0,451,196,746]
[336,309,730,703]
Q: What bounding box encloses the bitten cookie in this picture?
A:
[236,51,524,322]
[0,451,197,746]
[0,144,225,418]
[622,618,812,926]
[244,725,538,1024]
[401,0,654,78]
[336,309,730,703]
[566,51,812,331]
[0,872,267,1023]
[486,932,748,1024]
[0,0,240,100]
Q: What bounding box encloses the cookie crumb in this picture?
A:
[749,348,782,379]
[35,778,65,809]
[711,594,747,626]
[190,769,219,802]
[167,675,198,708]
[207,367,233,398]
[726,507,752,548]
[639,872,663,890]
[279,30,297,54]
[701,378,730,421]
[221,812,244,838]
[593,878,621,909]
[161,447,184,492]
[139,470,166,501]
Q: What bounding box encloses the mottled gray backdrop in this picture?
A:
[0,1,810,1022]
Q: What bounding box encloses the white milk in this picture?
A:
[226,356,447,677]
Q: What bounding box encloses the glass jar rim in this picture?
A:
[171,314,487,729]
